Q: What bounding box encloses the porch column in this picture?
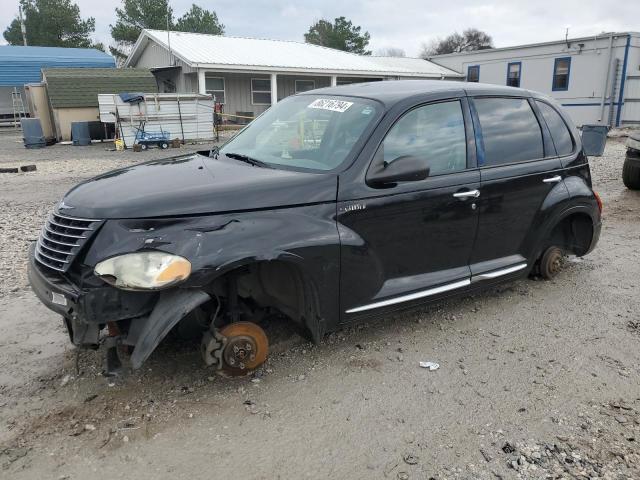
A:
[330,75,338,87]
[270,73,278,104]
[198,69,207,95]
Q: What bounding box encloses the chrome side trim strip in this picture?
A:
[542,175,562,184]
[471,263,527,282]
[346,279,471,314]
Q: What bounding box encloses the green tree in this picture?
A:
[175,4,224,35]
[110,0,174,60]
[3,0,97,48]
[420,28,493,57]
[304,16,371,55]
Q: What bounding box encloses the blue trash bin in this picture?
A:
[20,118,46,149]
[71,122,91,146]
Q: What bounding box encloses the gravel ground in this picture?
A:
[0,130,639,479]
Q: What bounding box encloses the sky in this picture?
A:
[1,0,639,55]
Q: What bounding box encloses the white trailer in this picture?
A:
[430,32,640,127]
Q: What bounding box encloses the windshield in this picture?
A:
[220,95,381,171]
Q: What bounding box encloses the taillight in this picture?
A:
[594,191,603,214]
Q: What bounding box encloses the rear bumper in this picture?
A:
[587,220,602,255]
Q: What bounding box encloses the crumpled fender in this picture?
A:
[82,204,341,336]
[127,289,211,369]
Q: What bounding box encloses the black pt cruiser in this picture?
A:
[28,80,603,375]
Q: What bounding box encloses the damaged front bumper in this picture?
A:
[27,244,210,368]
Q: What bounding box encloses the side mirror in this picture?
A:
[368,155,430,187]
[581,125,608,157]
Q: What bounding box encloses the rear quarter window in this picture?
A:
[535,100,574,156]
[474,97,544,166]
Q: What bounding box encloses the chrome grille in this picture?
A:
[35,212,102,272]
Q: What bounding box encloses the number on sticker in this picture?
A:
[308,99,354,113]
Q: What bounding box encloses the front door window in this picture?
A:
[370,100,467,178]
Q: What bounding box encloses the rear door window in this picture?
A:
[474,97,544,166]
[378,100,467,176]
[535,100,574,156]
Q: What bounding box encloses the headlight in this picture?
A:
[94,252,191,290]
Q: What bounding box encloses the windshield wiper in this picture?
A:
[223,152,272,168]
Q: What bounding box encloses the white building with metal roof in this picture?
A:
[429,32,640,127]
[125,29,462,122]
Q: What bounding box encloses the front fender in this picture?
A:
[126,289,211,369]
[82,203,341,336]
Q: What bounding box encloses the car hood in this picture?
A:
[60,153,338,219]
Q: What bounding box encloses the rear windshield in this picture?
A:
[220,95,381,171]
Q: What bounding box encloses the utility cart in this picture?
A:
[134,122,170,150]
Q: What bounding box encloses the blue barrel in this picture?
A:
[20,118,46,149]
[71,122,91,146]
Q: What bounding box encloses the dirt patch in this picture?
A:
[348,357,384,371]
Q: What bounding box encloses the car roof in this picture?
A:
[306,79,533,107]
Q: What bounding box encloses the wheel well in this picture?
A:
[206,261,321,341]
[544,213,593,257]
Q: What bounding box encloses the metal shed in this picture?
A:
[40,67,157,141]
[0,45,115,117]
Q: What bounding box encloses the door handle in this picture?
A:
[543,175,562,183]
[453,189,480,199]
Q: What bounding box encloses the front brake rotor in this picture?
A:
[218,322,268,376]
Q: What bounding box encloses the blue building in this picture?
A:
[0,45,115,116]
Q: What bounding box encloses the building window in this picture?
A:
[205,76,225,103]
[337,78,379,85]
[506,62,521,87]
[295,79,316,93]
[467,65,480,82]
[162,78,176,93]
[251,78,271,105]
[552,57,571,91]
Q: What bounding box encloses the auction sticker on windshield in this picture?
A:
[308,98,353,113]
